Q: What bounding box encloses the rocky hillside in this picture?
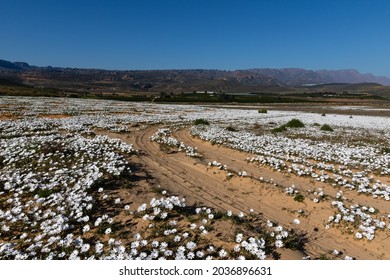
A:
[1,59,390,94]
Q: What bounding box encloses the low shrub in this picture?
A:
[258,108,268,114]
[320,124,333,132]
[285,118,305,128]
[193,119,210,125]
[272,125,287,133]
[226,126,237,132]
[37,188,54,198]
[293,194,305,203]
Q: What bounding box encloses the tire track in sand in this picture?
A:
[172,128,390,260]
[98,126,390,260]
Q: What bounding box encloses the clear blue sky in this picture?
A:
[1,0,390,76]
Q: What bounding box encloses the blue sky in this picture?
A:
[1,0,390,76]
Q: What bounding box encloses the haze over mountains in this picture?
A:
[1,59,390,94]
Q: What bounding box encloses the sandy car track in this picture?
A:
[98,126,390,260]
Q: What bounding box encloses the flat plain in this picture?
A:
[0,96,389,260]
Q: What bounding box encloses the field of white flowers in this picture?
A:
[0,96,389,260]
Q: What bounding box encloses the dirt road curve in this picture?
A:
[98,126,390,260]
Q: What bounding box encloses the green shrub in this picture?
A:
[320,124,333,132]
[272,118,305,132]
[258,108,268,114]
[285,118,305,128]
[293,193,305,203]
[272,125,287,133]
[37,188,54,198]
[193,119,210,125]
[313,123,321,127]
[319,254,330,260]
[226,126,237,132]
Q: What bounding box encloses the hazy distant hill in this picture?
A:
[1,59,390,95]
[315,69,390,86]
[0,59,22,70]
[246,68,390,86]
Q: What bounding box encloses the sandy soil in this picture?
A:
[37,114,71,119]
[0,113,18,120]
[97,126,390,260]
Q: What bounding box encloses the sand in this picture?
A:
[96,126,390,260]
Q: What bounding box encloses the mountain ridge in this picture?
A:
[1,59,390,94]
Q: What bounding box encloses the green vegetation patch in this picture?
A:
[258,108,268,114]
[285,119,305,128]
[293,194,305,203]
[225,126,237,132]
[193,118,210,125]
[272,125,287,133]
[320,124,334,132]
[381,147,390,154]
[272,118,305,133]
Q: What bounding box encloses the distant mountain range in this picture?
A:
[1,58,390,94]
[244,68,390,86]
